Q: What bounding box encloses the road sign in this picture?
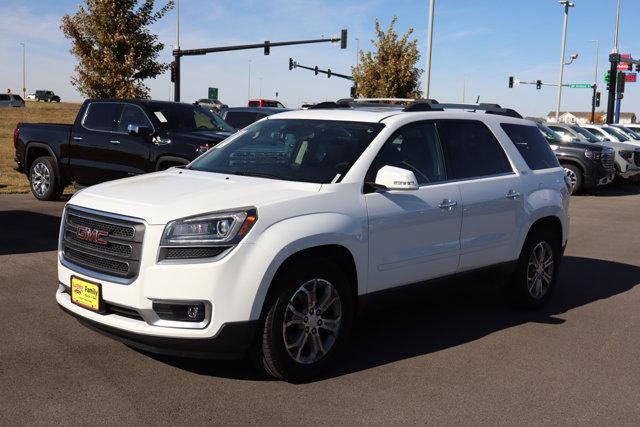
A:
[569,83,592,88]
[208,87,218,100]
[625,73,637,83]
[618,53,632,71]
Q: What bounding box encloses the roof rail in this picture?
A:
[403,101,522,118]
[307,101,351,110]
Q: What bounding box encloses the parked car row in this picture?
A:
[540,122,640,194]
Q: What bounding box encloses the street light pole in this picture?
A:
[555,1,574,122]
[355,37,360,68]
[247,60,252,102]
[425,0,435,98]
[19,43,25,99]
[613,0,622,123]
[590,39,599,123]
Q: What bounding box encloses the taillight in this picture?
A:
[13,127,19,149]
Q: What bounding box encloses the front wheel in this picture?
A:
[562,164,582,195]
[254,258,353,382]
[504,228,561,309]
[29,156,63,201]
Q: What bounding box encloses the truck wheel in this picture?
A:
[562,164,582,194]
[29,157,63,201]
[504,227,561,309]
[255,258,353,382]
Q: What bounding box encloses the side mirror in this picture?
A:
[374,165,419,191]
[127,124,151,136]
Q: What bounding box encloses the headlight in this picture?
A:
[161,209,257,247]
[584,149,601,160]
[619,150,634,160]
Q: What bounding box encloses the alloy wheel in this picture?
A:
[526,242,554,299]
[564,167,577,193]
[32,162,51,197]
[282,278,342,364]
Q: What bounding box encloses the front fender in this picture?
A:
[245,212,367,320]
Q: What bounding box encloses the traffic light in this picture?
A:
[605,70,612,91]
[327,69,332,78]
[314,66,318,75]
[536,80,542,90]
[636,63,640,73]
[595,91,601,107]
[617,71,626,94]
[264,41,270,55]
[289,58,294,70]
[170,61,176,83]
[508,76,514,88]
[340,29,348,49]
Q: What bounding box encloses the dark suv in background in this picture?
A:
[537,123,614,194]
[35,90,61,103]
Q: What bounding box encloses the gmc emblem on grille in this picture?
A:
[76,225,108,245]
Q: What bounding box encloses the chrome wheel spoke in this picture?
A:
[282,278,342,365]
[526,242,554,300]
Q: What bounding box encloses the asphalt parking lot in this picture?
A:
[1,188,640,425]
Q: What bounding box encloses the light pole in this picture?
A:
[259,77,263,98]
[247,60,252,101]
[173,0,179,101]
[555,1,575,122]
[355,37,360,68]
[19,43,25,99]
[590,39,599,123]
[425,0,435,98]
[613,0,622,123]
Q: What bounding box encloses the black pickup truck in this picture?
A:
[14,99,235,200]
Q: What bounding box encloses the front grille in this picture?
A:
[62,207,144,279]
[105,303,144,321]
[601,150,615,172]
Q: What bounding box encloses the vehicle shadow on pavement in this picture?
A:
[149,256,640,382]
[0,210,61,255]
[583,184,640,197]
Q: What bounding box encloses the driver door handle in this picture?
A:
[72,136,83,141]
[438,199,458,211]
[110,140,121,145]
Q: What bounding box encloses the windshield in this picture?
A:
[603,126,629,141]
[569,125,601,143]
[189,119,385,183]
[537,124,562,143]
[614,125,640,139]
[153,103,235,133]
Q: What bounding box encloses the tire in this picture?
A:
[504,227,562,309]
[29,156,63,201]
[562,164,582,195]
[254,257,354,382]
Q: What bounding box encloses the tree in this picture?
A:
[61,0,174,99]
[352,17,422,99]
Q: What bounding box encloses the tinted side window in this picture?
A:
[224,112,258,129]
[118,104,152,132]
[84,103,123,131]
[437,120,512,179]
[0,94,10,101]
[366,121,447,185]
[501,124,560,170]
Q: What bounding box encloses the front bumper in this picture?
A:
[58,293,258,359]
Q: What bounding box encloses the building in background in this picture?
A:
[546,111,636,124]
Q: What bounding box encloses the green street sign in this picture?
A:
[569,83,592,88]
[208,87,218,100]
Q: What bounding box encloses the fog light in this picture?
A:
[187,305,200,319]
[152,301,206,322]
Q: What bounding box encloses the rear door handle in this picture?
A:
[438,199,458,210]
[72,136,83,141]
[110,140,121,145]
[506,190,521,200]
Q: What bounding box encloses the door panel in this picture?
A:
[458,174,523,270]
[365,184,462,292]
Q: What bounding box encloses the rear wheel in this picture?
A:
[29,156,62,201]
[254,258,353,382]
[504,227,561,309]
[562,164,582,194]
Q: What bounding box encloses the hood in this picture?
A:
[69,168,321,224]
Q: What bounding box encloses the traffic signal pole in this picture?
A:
[171,30,347,102]
[605,54,618,124]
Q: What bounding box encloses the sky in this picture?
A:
[1,0,639,118]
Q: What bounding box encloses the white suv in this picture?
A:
[56,101,570,381]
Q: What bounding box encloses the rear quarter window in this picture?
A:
[501,123,560,170]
